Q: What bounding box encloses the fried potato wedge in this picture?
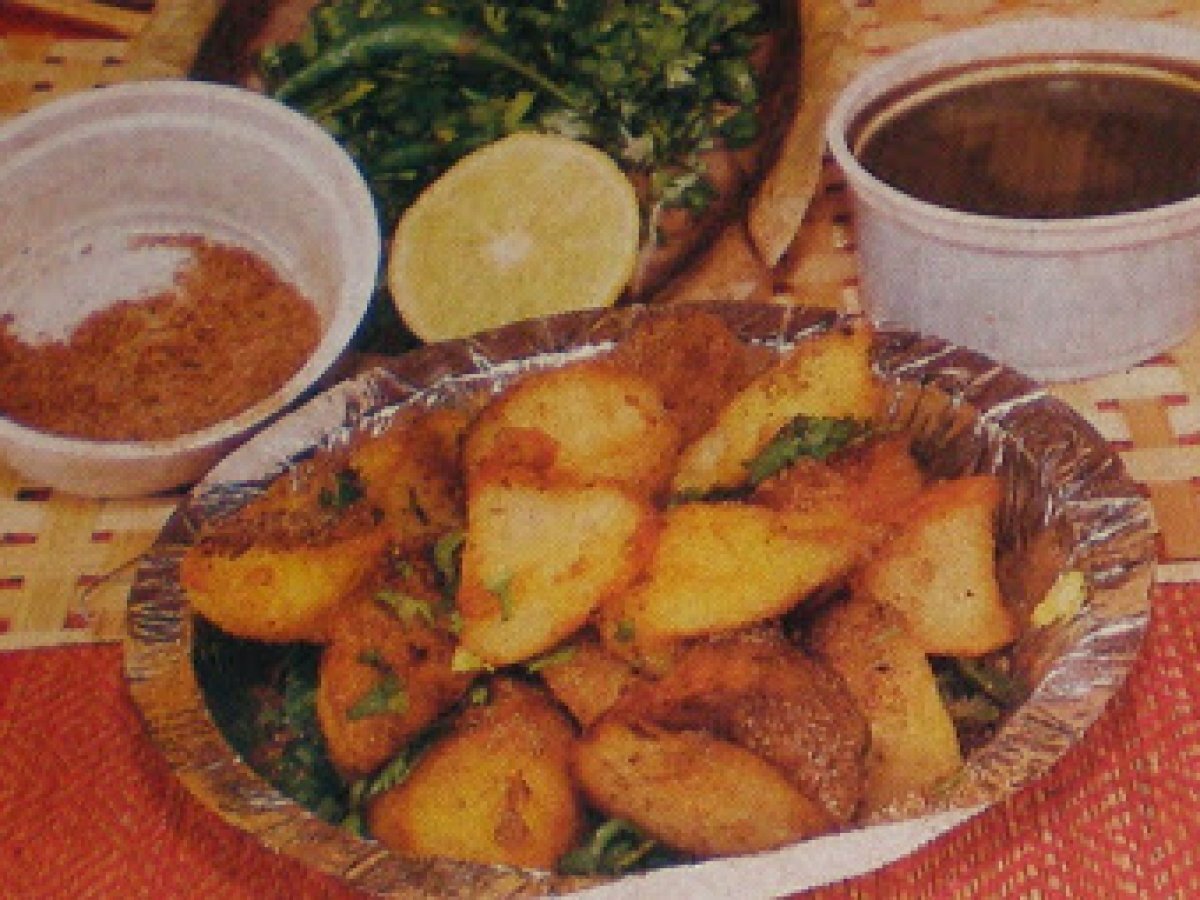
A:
[180,443,392,642]
[465,361,680,495]
[539,632,643,728]
[458,475,653,666]
[316,594,471,780]
[604,501,860,650]
[862,474,1017,656]
[180,526,388,643]
[368,679,581,870]
[809,593,963,816]
[573,721,830,857]
[606,308,775,446]
[672,323,882,494]
[612,629,868,824]
[753,434,926,548]
[349,407,468,551]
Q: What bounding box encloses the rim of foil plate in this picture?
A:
[125,304,1155,899]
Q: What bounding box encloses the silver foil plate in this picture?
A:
[125,304,1155,898]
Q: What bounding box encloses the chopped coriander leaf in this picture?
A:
[744,415,872,485]
[433,529,466,597]
[192,628,349,824]
[348,669,409,720]
[559,818,669,876]
[375,588,436,626]
[318,467,366,510]
[487,573,515,621]
[526,644,577,674]
[261,0,775,226]
[953,656,1022,707]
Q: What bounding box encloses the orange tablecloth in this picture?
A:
[1,582,1196,899]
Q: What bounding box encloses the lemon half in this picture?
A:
[387,132,640,342]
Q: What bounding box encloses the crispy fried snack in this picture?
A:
[672,323,882,494]
[458,472,654,666]
[809,593,964,815]
[862,474,1017,656]
[179,451,390,643]
[464,361,681,496]
[599,501,860,654]
[573,721,830,857]
[316,577,471,780]
[368,679,582,870]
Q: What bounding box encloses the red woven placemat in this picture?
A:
[0,581,1195,899]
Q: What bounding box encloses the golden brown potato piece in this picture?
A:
[602,501,859,651]
[752,434,926,557]
[464,361,680,496]
[809,593,963,816]
[316,578,472,780]
[606,308,774,446]
[181,529,388,643]
[180,452,389,643]
[368,679,581,870]
[862,474,1017,656]
[573,721,830,857]
[672,323,882,494]
[612,629,868,825]
[349,407,468,551]
[831,433,927,527]
[538,632,643,728]
[458,474,654,666]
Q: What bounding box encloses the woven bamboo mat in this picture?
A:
[3,0,1200,649]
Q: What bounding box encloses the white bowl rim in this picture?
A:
[826,15,1200,242]
[0,79,380,466]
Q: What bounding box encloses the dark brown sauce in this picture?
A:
[853,59,1200,218]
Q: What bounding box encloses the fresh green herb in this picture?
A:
[272,18,578,109]
[375,587,436,627]
[934,655,1024,749]
[451,645,493,674]
[744,415,873,485]
[318,467,366,510]
[487,573,515,622]
[526,643,577,674]
[559,818,665,876]
[348,654,409,720]
[433,529,466,598]
[468,682,491,706]
[261,0,774,228]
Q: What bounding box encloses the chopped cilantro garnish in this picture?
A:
[318,467,366,510]
[744,415,872,485]
[348,654,409,720]
[559,818,664,876]
[375,587,436,627]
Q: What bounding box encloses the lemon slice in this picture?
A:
[387,132,640,342]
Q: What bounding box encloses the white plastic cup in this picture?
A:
[827,17,1200,382]
[0,81,380,496]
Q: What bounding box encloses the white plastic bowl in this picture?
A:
[826,17,1200,382]
[0,80,380,497]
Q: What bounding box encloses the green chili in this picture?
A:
[274,17,576,108]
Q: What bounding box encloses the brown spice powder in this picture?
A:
[0,235,323,441]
